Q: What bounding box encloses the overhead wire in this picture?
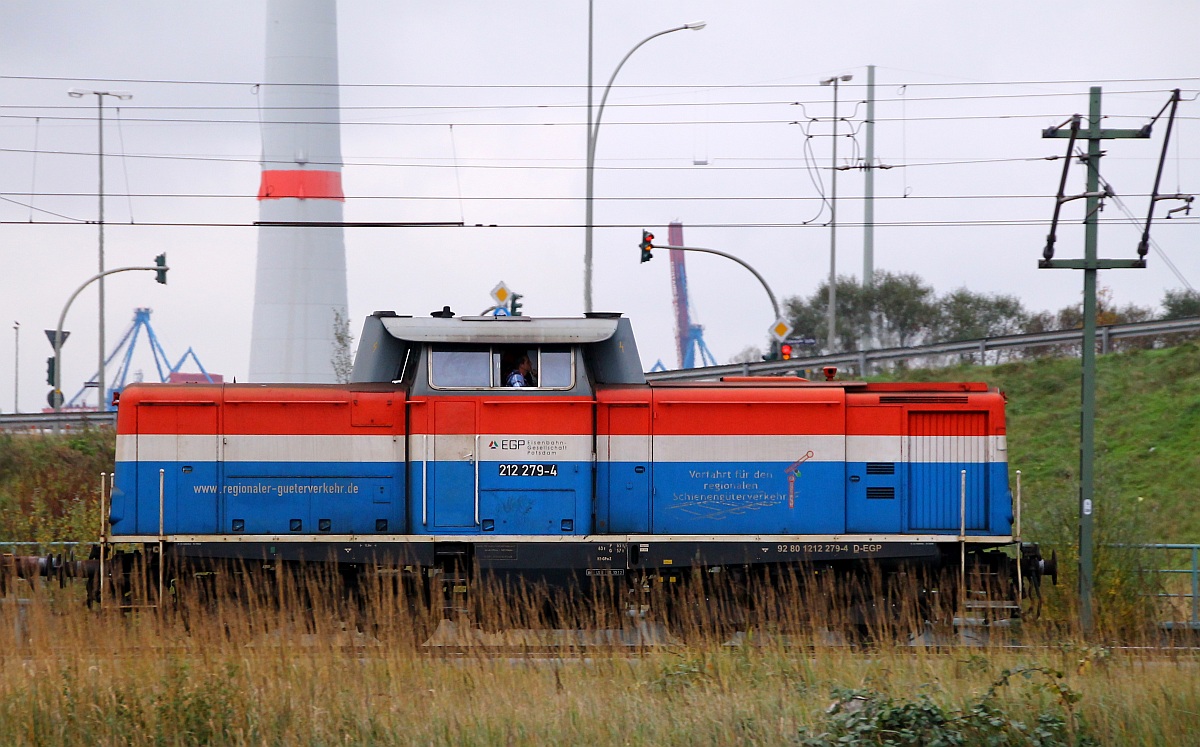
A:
[2,216,1193,229]
[0,190,1107,202]
[115,106,135,223]
[8,87,1193,113]
[448,124,465,224]
[3,73,1194,269]
[0,194,85,222]
[3,72,1197,89]
[7,111,1198,127]
[0,145,1081,171]
[795,118,829,223]
[1093,169,1195,292]
[26,116,39,222]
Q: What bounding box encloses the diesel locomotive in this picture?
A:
[101,309,1052,617]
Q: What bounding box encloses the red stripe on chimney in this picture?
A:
[257,170,345,201]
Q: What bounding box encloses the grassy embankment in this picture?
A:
[0,427,111,542]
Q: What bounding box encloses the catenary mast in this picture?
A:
[249,0,348,382]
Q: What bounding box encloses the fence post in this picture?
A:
[1193,546,1199,627]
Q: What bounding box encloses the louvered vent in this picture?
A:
[866,462,895,475]
[866,487,896,500]
[880,395,969,404]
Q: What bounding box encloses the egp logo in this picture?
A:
[487,439,526,450]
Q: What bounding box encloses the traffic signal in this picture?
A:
[45,356,55,386]
[508,293,523,316]
[639,230,654,263]
[154,253,167,284]
[780,343,793,360]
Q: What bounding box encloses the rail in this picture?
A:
[646,315,1200,381]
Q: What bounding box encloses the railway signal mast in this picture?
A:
[1039,87,1190,634]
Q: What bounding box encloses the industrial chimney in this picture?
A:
[249,0,348,382]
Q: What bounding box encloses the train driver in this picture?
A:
[506,353,535,387]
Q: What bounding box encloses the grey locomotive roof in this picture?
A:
[380,315,620,344]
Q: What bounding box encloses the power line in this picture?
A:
[0,146,1089,171]
[3,87,1194,113]
[3,217,1194,229]
[3,73,1197,89]
[0,194,83,222]
[3,190,1094,202]
[8,111,1197,127]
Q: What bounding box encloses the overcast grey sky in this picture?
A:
[1,1,1197,411]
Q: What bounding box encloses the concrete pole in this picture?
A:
[827,79,838,350]
[11,322,17,413]
[585,0,593,312]
[69,89,132,408]
[1077,87,1103,634]
[820,75,851,350]
[97,99,105,410]
[863,65,875,288]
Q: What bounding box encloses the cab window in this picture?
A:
[428,344,575,390]
[538,346,573,388]
[429,347,491,388]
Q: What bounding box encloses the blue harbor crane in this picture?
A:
[66,307,217,411]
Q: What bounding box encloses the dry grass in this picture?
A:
[0,569,1195,746]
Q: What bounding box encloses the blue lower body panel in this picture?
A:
[652,461,847,535]
[111,460,405,537]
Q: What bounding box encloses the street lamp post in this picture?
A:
[68,88,132,411]
[584,15,705,313]
[819,74,852,351]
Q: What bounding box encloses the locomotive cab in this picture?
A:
[350,311,644,537]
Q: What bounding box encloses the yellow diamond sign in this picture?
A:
[769,318,793,342]
[491,281,511,305]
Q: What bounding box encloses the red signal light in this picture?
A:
[780,343,793,360]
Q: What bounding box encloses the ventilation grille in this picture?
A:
[880,395,969,404]
[866,462,895,475]
[867,487,896,500]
